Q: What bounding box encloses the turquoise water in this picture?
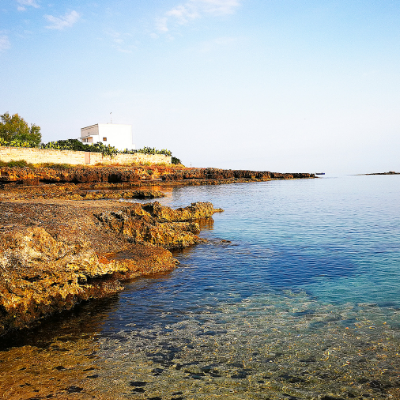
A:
[81,175,399,399]
[4,175,400,399]
[103,175,400,330]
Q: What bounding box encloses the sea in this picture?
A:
[1,174,399,399]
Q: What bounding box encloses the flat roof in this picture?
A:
[81,123,132,130]
[81,124,98,130]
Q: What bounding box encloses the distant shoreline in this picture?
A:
[366,171,399,175]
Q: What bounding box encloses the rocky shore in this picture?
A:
[0,165,313,337]
[0,165,315,187]
[0,198,222,337]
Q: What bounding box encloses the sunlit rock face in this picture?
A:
[0,227,125,336]
[0,165,315,187]
[95,202,223,249]
[0,225,180,336]
[0,166,142,184]
[0,200,221,336]
[161,167,315,181]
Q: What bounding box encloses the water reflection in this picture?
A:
[0,295,121,350]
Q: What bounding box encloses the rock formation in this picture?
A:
[0,165,315,186]
[0,162,313,336]
[0,201,222,336]
[0,227,124,335]
[95,202,223,249]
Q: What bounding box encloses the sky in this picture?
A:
[1,0,399,173]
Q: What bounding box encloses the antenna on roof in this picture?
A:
[110,112,112,124]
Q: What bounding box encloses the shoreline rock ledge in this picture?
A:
[0,201,223,337]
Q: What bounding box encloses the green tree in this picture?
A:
[0,112,42,146]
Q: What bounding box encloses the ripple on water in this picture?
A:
[91,290,400,399]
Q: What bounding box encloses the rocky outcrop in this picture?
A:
[142,201,223,222]
[0,226,179,336]
[161,168,315,181]
[95,202,223,249]
[0,200,222,336]
[0,165,315,186]
[0,227,124,335]
[77,189,165,200]
[0,184,166,201]
[0,166,141,184]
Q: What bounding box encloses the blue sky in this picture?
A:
[1,0,399,173]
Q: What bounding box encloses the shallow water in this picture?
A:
[1,175,399,399]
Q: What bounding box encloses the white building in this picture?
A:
[80,123,135,150]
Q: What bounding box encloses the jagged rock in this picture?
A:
[95,202,222,249]
[79,189,165,200]
[0,225,180,336]
[142,201,223,222]
[0,183,165,201]
[161,168,315,181]
[0,199,222,336]
[0,166,143,184]
[0,227,125,335]
[0,165,315,186]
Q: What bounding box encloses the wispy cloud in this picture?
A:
[0,35,11,53]
[16,0,39,11]
[106,30,136,54]
[157,0,241,33]
[44,10,80,30]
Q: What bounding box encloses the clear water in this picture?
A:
[2,175,400,399]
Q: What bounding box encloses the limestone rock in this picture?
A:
[142,201,223,222]
[0,165,315,186]
[95,202,222,249]
[0,199,220,336]
[0,227,126,336]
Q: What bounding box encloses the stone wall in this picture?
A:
[0,147,171,165]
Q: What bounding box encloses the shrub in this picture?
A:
[0,137,39,148]
[130,147,172,156]
[37,162,74,170]
[41,139,119,158]
[0,159,34,168]
[172,156,182,165]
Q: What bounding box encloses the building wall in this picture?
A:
[0,147,171,165]
[81,123,134,150]
[81,124,99,139]
[99,124,134,150]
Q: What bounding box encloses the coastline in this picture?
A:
[1,172,399,400]
[0,165,314,338]
[365,171,399,175]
